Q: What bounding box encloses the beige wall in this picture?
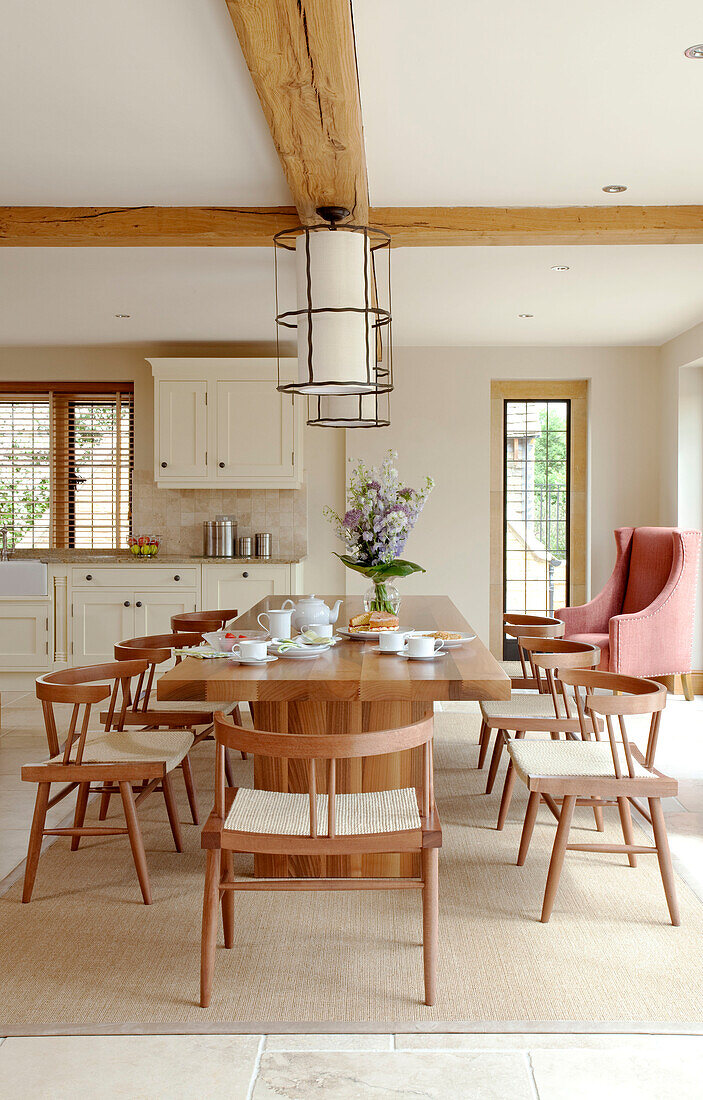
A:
[678,365,703,666]
[345,347,662,642]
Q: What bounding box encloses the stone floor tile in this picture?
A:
[265,1033,393,1051]
[0,1035,262,1100]
[531,1047,703,1100]
[396,1032,703,1052]
[252,1051,534,1099]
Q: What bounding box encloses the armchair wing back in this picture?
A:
[556,526,701,681]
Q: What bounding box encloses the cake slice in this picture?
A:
[368,610,400,631]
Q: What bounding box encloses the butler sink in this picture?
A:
[0,560,48,597]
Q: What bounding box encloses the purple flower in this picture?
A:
[343,508,361,529]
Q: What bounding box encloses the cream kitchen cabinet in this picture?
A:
[202,563,303,618]
[149,358,303,488]
[0,599,50,671]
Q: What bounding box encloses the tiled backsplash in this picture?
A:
[130,469,308,558]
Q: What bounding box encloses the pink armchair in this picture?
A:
[556,527,701,697]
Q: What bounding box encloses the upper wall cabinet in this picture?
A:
[148,358,303,488]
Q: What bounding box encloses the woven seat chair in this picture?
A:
[199,712,442,1009]
[109,632,246,825]
[507,670,679,925]
[171,608,239,633]
[22,661,194,905]
[480,638,602,807]
[501,613,565,689]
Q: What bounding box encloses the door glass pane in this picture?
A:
[503,399,570,657]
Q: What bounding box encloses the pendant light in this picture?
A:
[274,206,392,400]
[306,387,391,429]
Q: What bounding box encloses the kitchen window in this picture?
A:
[0,384,133,550]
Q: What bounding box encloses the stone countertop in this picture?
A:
[9,550,305,566]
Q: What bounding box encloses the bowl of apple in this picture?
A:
[128,535,160,558]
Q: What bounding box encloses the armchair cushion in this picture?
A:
[621,527,675,614]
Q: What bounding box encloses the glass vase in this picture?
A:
[364,579,401,616]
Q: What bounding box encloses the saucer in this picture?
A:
[227,654,278,665]
[398,649,446,661]
[370,646,405,656]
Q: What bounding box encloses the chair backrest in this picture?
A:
[35,660,149,761]
[114,632,203,713]
[518,637,601,718]
[504,614,565,682]
[171,609,239,632]
[621,527,677,615]
[213,712,435,838]
[557,668,667,772]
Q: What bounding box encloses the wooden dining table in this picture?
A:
[157,594,510,879]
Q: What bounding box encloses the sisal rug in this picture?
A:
[1,712,702,1028]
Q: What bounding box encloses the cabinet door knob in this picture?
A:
[161,461,168,468]
[242,571,249,578]
[124,600,131,607]
[85,574,92,581]
[135,601,142,608]
[174,574,181,581]
[218,461,225,469]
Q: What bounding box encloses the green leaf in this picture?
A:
[333,553,425,580]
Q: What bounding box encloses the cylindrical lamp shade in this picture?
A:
[307,390,391,428]
[275,219,392,399]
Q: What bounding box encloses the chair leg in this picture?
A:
[221,849,235,949]
[541,793,576,923]
[682,672,694,702]
[485,730,505,794]
[161,772,183,853]
[70,782,91,851]
[496,760,516,830]
[200,849,220,1008]
[649,797,680,926]
[592,799,605,832]
[616,796,637,867]
[181,755,200,825]
[477,720,490,769]
[421,846,439,1007]
[119,781,152,905]
[224,749,234,788]
[22,783,50,903]
[98,790,111,820]
[517,791,541,866]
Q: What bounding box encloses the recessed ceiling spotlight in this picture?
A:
[518,313,534,318]
[114,313,130,318]
[684,44,703,58]
[602,184,627,193]
[551,265,570,271]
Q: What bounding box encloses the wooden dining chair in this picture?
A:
[199,712,442,1009]
[507,670,679,925]
[22,661,195,905]
[110,632,246,825]
[492,638,604,831]
[480,638,602,796]
[171,609,239,632]
[502,613,565,689]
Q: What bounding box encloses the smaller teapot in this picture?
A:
[290,595,343,633]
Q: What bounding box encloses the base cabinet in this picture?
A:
[72,589,197,663]
[0,601,50,670]
[202,564,294,617]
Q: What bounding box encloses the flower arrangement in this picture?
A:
[324,450,434,613]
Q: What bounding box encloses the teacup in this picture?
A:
[379,631,405,653]
[403,635,444,658]
[231,639,268,661]
[303,623,333,640]
[257,605,294,638]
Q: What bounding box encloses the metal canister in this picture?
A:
[215,519,235,557]
[237,535,253,557]
[255,532,272,559]
[203,520,216,556]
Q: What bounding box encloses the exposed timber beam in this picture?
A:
[3,206,703,247]
[224,0,368,224]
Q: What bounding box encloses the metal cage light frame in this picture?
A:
[274,206,393,399]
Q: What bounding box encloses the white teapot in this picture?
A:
[290,595,343,633]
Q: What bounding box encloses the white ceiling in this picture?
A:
[2,245,703,347]
[2,1,703,346]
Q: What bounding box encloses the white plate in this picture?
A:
[369,645,406,656]
[269,647,327,660]
[295,632,342,646]
[269,639,331,655]
[338,627,411,641]
[405,631,476,648]
[227,654,278,666]
[398,649,447,661]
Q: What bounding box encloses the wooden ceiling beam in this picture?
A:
[224,0,368,225]
[2,206,703,246]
